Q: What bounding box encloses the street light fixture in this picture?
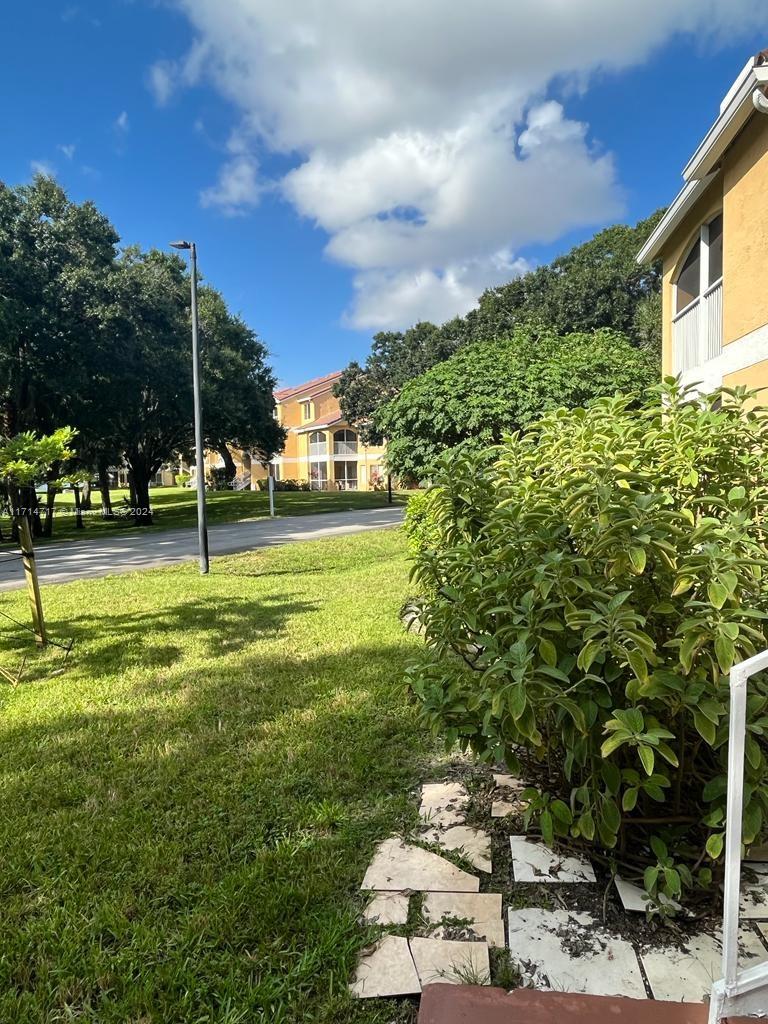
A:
[170,239,209,574]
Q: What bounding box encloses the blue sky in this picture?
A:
[1,2,764,385]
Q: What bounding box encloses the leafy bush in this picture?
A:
[256,477,309,492]
[175,471,191,487]
[407,381,768,903]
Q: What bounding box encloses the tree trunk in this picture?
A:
[73,485,84,530]
[80,479,92,511]
[43,484,59,538]
[98,459,114,519]
[128,463,154,526]
[217,443,237,485]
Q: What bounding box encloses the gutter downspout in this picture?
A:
[753,88,768,115]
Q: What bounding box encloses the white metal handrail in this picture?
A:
[710,649,768,1023]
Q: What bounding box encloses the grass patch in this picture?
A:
[0,528,429,1023]
[0,488,408,549]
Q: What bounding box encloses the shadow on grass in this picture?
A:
[0,637,426,1024]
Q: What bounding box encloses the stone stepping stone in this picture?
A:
[491,799,519,818]
[422,824,492,873]
[493,773,524,790]
[740,864,768,919]
[614,874,682,913]
[362,891,410,926]
[361,838,479,892]
[507,907,646,998]
[639,925,767,1002]
[509,837,596,883]
[419,782,469,828]
[348,935,420,998]
[409,936,490,987]
[423,891,504,947]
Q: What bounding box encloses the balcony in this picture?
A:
[672,278,723,375]
[309,442,328,458]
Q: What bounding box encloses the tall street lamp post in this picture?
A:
[170,239,209,574]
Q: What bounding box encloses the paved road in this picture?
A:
[0,506,405,591]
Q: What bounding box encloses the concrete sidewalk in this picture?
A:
[0,506,405,591]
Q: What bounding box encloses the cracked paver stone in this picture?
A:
[423,891,504,947]
[507,907,646,998]
[421,824,492,873]
[639,925,767,1002]
[740,865,768,919]
[361,838,479,892]
[509,837,596,883]
[409,936,490,987]
[614,875,682,913]
[362,891,410,926]
[419,782,469,829]
[349,935,421,998]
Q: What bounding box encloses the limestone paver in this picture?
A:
[419,782,469,828]
[639,926,767,1002]
[493,773,524,790]
[614,875,681,913]
[506,907,646,998]
[423,891,504,947]
[361,838,479,893]
[409,936,490,986]
[740,864,768,919]
[349,935,421,998]
[362,891,410,926]
[422,824,492,873]
[509,837,596,883]
[491,800,518,819]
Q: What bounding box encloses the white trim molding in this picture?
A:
[680,321,768,393]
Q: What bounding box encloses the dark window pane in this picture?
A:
[708,214,723,286]
[676,237,700,312]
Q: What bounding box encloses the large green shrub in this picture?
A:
[407,381,768,903]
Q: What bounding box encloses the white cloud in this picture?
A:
[148,62,175,106]
[155,0,764,327]
[200,155,261,215]
[58,143,76,160]
[114,110,129,133]
[30,159,56,177]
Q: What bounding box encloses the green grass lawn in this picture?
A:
[0,529,430,1023]
[0,487,407,549]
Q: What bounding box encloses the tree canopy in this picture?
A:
[336,211,664,436]
[0,175,283,530]
[378,326,659,480]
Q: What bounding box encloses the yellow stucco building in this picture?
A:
[638,50,768,395]
[251,370,388,491]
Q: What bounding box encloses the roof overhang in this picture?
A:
[637,55,767,265]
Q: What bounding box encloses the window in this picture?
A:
[301,400,312,421]
[675,239,700,312]
[334,461,358,490]
[309,461,328,490]
[707,214,723,286]
[674,213,723,313]
[308,430,327,458]
[333,428,358,455]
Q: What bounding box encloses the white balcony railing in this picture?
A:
[709,649,768,1022]
[672,278,723,375]
[309,443,327,458]
[334,441,358,456]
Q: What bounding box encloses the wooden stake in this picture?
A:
[17,516,47,648]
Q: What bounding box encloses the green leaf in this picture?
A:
[643,865,659,894]
[622,787,638,812]
[629,546,646,575]
[601,732,630,758]
[706,833,725,860]
[536,637,557,668]
[708,581,729,610]
[693,710,716,745]
[715,635,735,674]
[540,809,554,846]
[638,745,655,776]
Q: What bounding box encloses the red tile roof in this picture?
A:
[294,411,345,432]
[274,370,343,402]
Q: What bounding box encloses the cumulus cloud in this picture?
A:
[155,0,763,327]
[200,155,261,215]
